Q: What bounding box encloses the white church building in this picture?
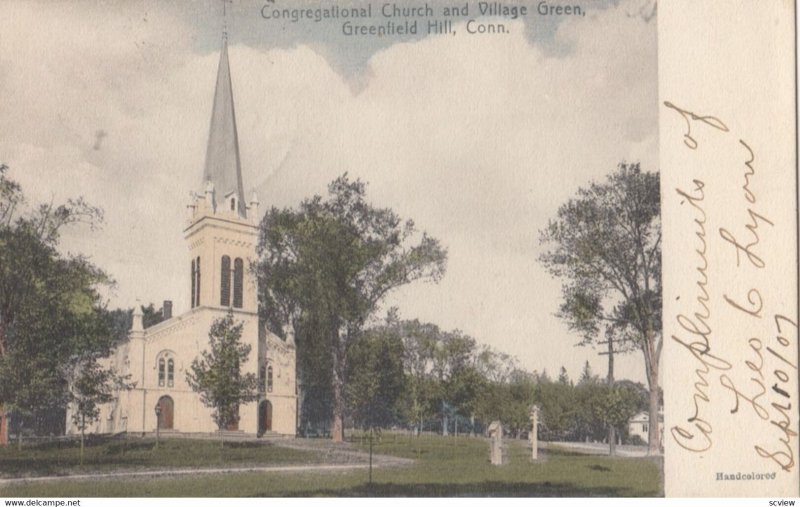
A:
[66,39,298,438]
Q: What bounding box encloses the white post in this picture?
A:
[530,405,540,461]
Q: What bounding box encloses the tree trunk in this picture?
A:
[17,418,22,452]
[331,376,345,443]
[330,336,346,443]
[647,361,660,455]
[608,426,616,457]
[0,405,7,446]
[0,319,8,357]
[607,335,616,457]
[80,413,86,465]
[0,321,10,446]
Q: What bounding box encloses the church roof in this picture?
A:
[202,39,246,218]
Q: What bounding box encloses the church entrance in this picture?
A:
[157,396,174,430]
[225,405,239,431]
[258,400,272,435]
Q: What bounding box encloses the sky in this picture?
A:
[0,0,658,383]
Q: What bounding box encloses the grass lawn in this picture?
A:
[0,434,662,497]
[0,437,321,478]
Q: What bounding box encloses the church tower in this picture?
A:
[185,39,260,315]
[65,32,296,439]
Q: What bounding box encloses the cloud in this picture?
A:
[0,0,657,382]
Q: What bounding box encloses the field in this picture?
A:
[0,434,662,497]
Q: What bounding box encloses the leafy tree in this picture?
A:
[538,369,551,384]
[557,366,571,385]
[0,164,115,445]
[599,383,643,438]
[578,361,597,385]
[397,319,440,433]
[534,380,576,438]
[474,345,518,384]
[141,303,168,329]
[295,313,335,436]
[186,312,259,442]
[68,356,128,464]
[345,325,406,430]
[99,302,167,338]
[539,163,662,453]
[256,174,447,441]
[574,380,606,442]
[444,365,487,428]
[475,368,536,437]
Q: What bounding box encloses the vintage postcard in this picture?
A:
[0,0,795,500]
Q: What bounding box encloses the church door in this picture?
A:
[225,405,239,431]
[157,396,174,430]
[258,400,272,435]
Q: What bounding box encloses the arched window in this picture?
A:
[233,258,244,308]
[190,259,196,308]
[220,255,231,306]
[230,197,236,211]
[195,256,201,306]
[267,365,273,393]
[259,365,266,392]
[158,358,165,387]
[167,359,174,387]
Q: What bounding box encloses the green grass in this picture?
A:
[0,437,320,478]
[0,435,662,497]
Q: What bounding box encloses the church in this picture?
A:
[66,39,298,438]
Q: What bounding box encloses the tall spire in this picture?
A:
[202,38,246,218]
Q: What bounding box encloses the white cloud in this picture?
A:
[0,1,657,382]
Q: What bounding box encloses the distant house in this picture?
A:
[628,410,663,445]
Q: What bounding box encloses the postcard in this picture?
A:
[0,0,795,500]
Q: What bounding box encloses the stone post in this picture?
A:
[529,405,541,461]
[488,420,506,465]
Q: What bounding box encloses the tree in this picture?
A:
[0,164,114,445]
[539,163,662,454]
[141,302,168,329]
[475,368,536,437]
[397,319,441,434]
[68,356,128,464]
[186,312,259,442]
[346,324,406,430]
[557,366,571,385]
[474,345,518,384]
[578,361,597,385]
[256,174,447,441]
[534,380,576,439]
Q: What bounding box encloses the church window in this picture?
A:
[167,359,174,387]
[221,255,231,306]
[191,259,196,308]
[158,358,165,387]
[195,256,201,306]
[260,365,266,392]
[267,365,273,393]
[233,258,244,308]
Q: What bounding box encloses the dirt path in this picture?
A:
[548,441,655,457]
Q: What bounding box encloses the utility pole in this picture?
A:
[598,335,617,457]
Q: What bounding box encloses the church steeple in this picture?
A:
[202,39,246,218]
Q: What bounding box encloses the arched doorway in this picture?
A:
[157,396,174,430]
[258,400,272,435]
